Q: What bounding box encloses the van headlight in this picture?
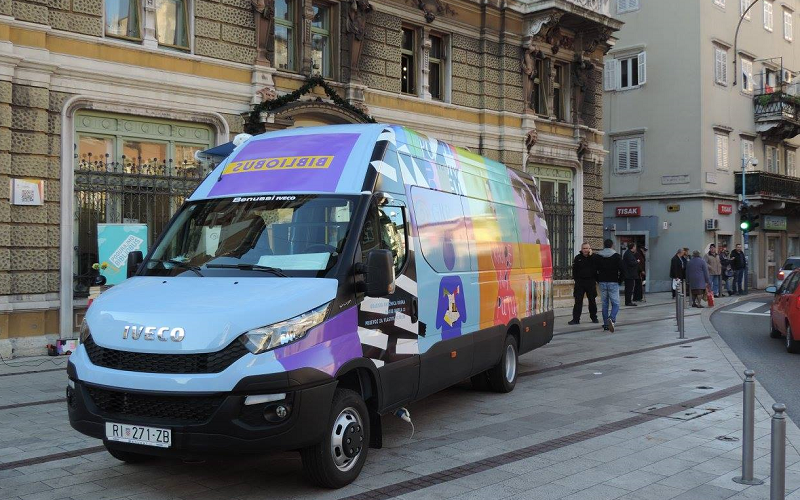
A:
[79,319,91,344]
[238,302,330,354]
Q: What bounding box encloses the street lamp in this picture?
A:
[741,156,758,294]
[733,0,760,87]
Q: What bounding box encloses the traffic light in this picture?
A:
[739,205,760,233]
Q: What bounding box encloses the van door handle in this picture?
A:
[410,297,418,323]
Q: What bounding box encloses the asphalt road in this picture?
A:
[711,294,800,421]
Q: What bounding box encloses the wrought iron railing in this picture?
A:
[73,153,208,297]
[753,92,800,124]
[541,192,575,281]
[735,171,800,200]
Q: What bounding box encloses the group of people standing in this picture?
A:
[669,243,747,307]
[570,239,646,332]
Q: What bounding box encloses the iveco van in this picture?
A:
[67,124,554,488]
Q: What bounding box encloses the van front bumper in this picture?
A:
[66,362,336,457]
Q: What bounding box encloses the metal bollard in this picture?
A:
[771,403,787,500]
[734,370,764,485]
[677,287,686,339]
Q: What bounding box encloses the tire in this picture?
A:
[301,388,369,488]
[104,445,155,464]
[771,312,782,339]
[487,334,518,393]
[787,324,800,354]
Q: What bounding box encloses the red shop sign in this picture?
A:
[718,204,733,215]
[616,206,641,217]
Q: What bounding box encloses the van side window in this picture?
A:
[360,203,407,275]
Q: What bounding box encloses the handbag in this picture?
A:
[706,287,715,307]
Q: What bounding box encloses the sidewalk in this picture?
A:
[0,294,797,500]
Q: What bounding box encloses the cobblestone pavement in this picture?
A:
[1,293,798,500]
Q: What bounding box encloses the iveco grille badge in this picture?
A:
[123,326,185,342]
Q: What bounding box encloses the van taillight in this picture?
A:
[779,271,785,280]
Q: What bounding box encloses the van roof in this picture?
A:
[189,124,538,206]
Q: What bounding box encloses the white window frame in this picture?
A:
[617,0,640,14]
[767,145,780,173]
[714,0,725,8]
[740,0,752,20]
[741,57,754,93]
[765,1,774,32]
[715,132,730,170]
[614,136,643,174]
[741,137,755,168]
[715,47,728,86]
[787,148,797,177]
[605,52,646,91]
[785,10,793,41]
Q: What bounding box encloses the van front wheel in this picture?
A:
[301,388,369,488]
[487,334,518,393]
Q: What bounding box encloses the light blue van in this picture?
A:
[68,124,554,487]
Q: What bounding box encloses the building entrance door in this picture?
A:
[767,235,782,284]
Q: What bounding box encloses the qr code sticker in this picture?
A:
[21,188,35,203]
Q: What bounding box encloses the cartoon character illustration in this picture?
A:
[493,243,518,325]
[436,233,466,340]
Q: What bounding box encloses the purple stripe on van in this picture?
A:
[275,307,361,376]
[208,133,360,197]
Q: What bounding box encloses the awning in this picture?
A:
[194,142,235,162]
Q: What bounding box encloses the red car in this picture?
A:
[768,269,800,353]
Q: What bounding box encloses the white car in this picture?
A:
[777,256,800,288]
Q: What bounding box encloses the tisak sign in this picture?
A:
[616,206,641,217]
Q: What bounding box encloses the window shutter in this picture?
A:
[715,49,722,83]
[721,51,728,84]
[716,135,723,169]
[637,51,646,85]
[786,11,793,40]
[629,138,641,171]
[617,0,626,12]
[722,136,729,169]
[616,139,629,171]
[629,0,639,9]
[604,59,617,91]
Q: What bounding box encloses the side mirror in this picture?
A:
[766,285,778,294]
[92,275,107,286]
[127,251,144,278]
[363,249,395,297]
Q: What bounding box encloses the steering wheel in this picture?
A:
[304,244,336,254]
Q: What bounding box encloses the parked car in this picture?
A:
[767,269,800,353]
[777,256,800,288]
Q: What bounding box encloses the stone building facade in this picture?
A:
[0,0,618,355]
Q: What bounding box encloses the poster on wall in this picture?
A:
[97,224,148,285]
[10,178,44,205]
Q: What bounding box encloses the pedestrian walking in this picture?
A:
[704,244,722,298]
[633,245,646,302]
[730,243,746,295]
[719,245,733,296]
[568,242,598,325]
[596,239,624,332]
[670,248,685,298]
[622,242,639,306]
[681,247,691,296]
[687,250,711,308]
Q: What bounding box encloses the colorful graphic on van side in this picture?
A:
[436,235,466,340]
[373,125,553,345]
[209,133,359,197]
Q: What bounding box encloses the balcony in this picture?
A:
[735,171,800,202]
[754,90,800,142]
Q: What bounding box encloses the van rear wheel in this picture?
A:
[487,334,518,393]
[301,388,369,488]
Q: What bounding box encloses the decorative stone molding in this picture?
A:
[346,0,372,82]
[526,13,562,38]
[251,0,275,66]
[521,38,545,113]
[405,0,456,23]
[583,27,614,56]
[571,55,595,126]
[142,0,158,49]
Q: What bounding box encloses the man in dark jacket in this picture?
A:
[622,242,639,306]
[670,248,685,298]
[596,239,624,332]
[569,242,598,325]
[633,246,647,302]
[730,243,746,295]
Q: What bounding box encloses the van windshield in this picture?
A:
[142,195,358,278]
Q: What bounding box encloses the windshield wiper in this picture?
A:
[151,258,204,277]
[205,263,288,277]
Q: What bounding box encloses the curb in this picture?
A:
[701,293,800,454]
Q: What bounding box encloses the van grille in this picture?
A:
[83,336,248,374]
[86,386,223,423]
